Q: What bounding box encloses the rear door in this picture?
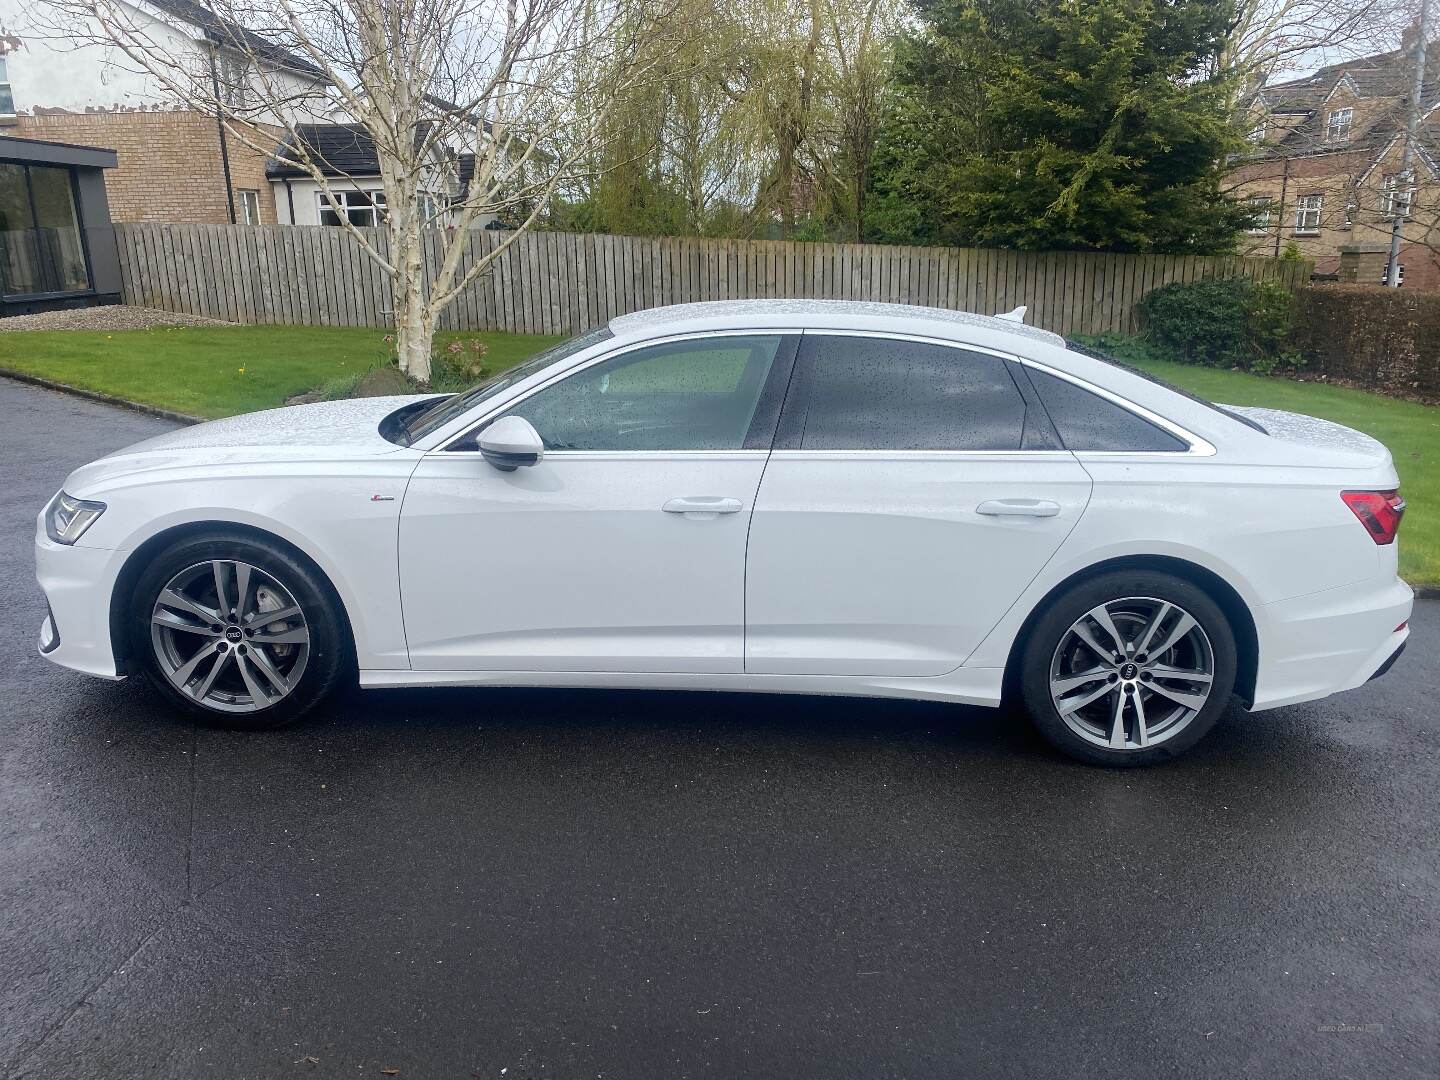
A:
[744,331,1093,676]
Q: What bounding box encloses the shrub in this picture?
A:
[1136,276,1302,374]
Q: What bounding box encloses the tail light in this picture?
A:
[1341,489,1405,545]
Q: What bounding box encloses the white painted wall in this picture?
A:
[0,0,327,121]
[271,174,496,229]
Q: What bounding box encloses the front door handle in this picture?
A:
[663,496,743,518]
[976,499,1061,518]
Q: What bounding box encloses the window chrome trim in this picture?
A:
[765,449,1077,461]
[431,327,799,455]
[438,449,772,462]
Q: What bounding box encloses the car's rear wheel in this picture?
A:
[130,531,350,729]
[1019,570,1237,766]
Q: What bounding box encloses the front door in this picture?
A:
[400,332,798,673]
[745,332,1093,676]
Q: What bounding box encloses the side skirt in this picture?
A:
[357,665,1006,708]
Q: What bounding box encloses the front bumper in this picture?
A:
[1249,573,1413,711]
[35,530,127,680]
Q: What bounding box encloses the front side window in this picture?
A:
[797,335,1028,451]
[501,335,789,452]
[1326,107,1353,141]
[318,189,385,227]
[1026,367,1187,452]
[1294,194,1322,234]
[0,163,89,296]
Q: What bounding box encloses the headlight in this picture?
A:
[45,491,106,545]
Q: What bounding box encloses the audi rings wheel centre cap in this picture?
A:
[224,625,244,644]
[1119,662,1139,680]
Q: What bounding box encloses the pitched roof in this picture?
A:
[267,124,381,178]
[1247,46,1440,162]
[266,122,458,182]
[144,0,326,80]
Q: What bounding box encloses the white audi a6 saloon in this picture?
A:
[36,300,1412,765]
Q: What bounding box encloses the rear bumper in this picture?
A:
[1249,574,1412,712]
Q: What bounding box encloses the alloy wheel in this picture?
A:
[149,560,310,713]
[1048,596,1215,751]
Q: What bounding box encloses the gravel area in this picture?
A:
[0,304,234,332]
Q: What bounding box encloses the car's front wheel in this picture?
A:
[1019,570,1237,766]
[129,531,350,729]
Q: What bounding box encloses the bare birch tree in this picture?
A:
[30,0,670,381]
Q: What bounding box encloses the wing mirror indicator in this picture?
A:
[477,415,544,471]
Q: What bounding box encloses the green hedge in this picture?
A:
[1136,277,1300,374]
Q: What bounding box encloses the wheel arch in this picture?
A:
[1001,554,1259,708]
[109,520,358,676]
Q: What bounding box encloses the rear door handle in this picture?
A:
[663,496,743,518]
[976,499,1061,518]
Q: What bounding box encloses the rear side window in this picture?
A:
[1026,367,1188,452]
[798,335,1028,451]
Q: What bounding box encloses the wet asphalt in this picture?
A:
[1,377,1437,1080]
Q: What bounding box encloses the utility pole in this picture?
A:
[1386,0,1429,287]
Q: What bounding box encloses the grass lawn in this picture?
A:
[0,325,564,419]
[1079,336,1440,589]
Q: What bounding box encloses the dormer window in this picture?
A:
[1326,107,1354,141]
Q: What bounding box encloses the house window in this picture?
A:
[1342,195,1356,229]
[1245,196,1272,234]
[0,163,90,296]
[1248,119,1267,145]
[1325,107,1353,141]
[236,188,261,225]
[318,189,386,227]
[1294,194,1323,234]
[0,58,14,115]
[216,52,254,110]
[1382,172,1414,219]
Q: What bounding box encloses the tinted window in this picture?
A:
[504,335,786,451]
[1026,367,1187,452]
[799,336,1027,451]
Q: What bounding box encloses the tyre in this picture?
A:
[1019,570,1237,767]
[129,530,351,729]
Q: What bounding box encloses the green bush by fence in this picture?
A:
[1136,277,1299,374]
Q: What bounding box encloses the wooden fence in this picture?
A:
[113,223,1312,339]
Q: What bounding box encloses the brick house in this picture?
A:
[0,0,328,225]
[1227,41,1440,288]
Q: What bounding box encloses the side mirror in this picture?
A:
[477,415,544,471]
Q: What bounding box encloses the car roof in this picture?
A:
[607,299,1068,350]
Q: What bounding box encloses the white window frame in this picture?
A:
[1325,107,1354,141]
[1248,119,1267,145]
[1245,196,1271,235]
[1294,194,1323,235]
[317,189,387,227]
[236,188,261,226]
[1382,172,1414,220]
